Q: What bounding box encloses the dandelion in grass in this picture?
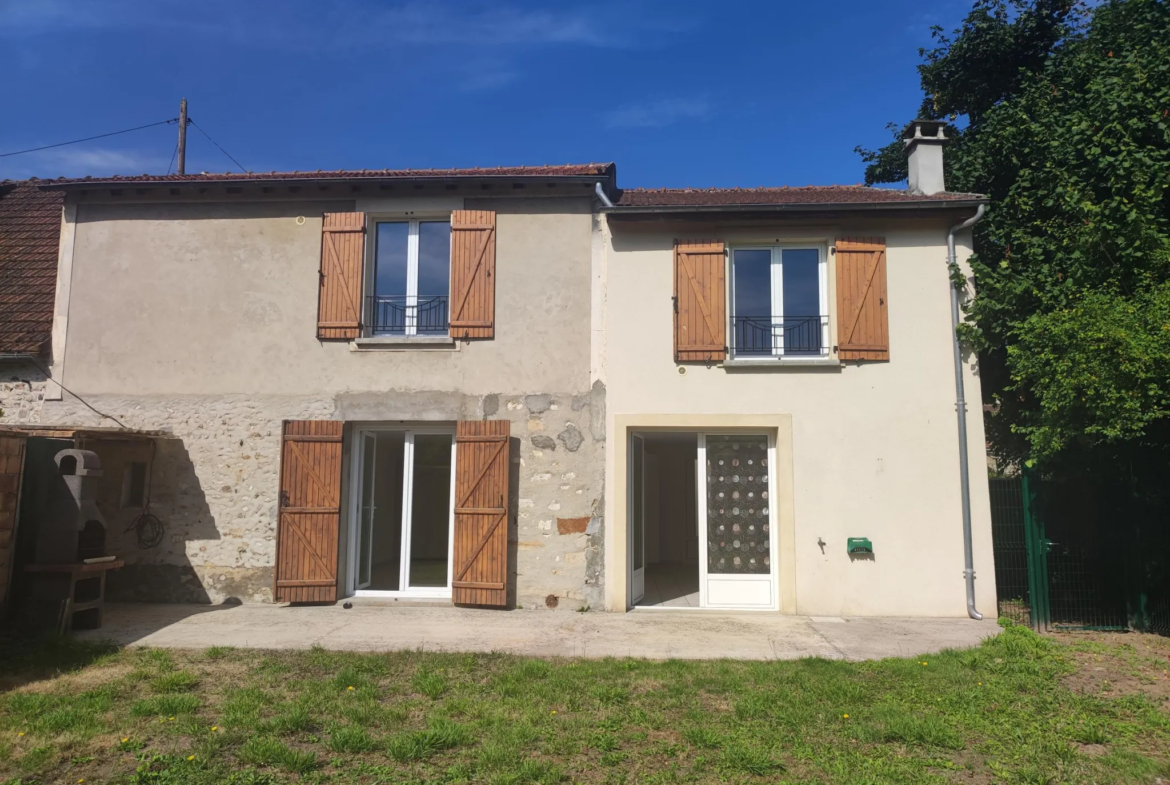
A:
[843,714,849,719]
[211,726,218,731]
[187,755,195,761]
[347,686,354,691]
[18,732,24,737]
[551,710,557,715]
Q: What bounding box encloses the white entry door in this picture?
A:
[698,433,778,609]
[629,433,646,605]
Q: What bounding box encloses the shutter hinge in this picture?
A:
[830,246,836,255]
[319,270,325,287]
[280,489,290,508]
[672,296,678,313]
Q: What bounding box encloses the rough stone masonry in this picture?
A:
[4,373,607,610]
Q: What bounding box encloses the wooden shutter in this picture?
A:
[674,240,726,362]
[449,210,496,339]
[0,435,27,608]
[318,212,366,340]
[836,237,889,361]
[452,420,510,607]
[274,421,343,603]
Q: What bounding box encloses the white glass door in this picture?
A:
[698,433,778,609]
[356,432,377,589]
[350,428,456,598]
[630,433,646,605]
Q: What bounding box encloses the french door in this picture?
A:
[349,428,456,598]
[698,433,778,609]
[629,433,646,605]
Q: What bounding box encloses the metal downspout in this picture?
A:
[594,182,614,208]
[948,204,986,620]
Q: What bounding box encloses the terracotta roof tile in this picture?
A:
[0,182,62,354]
[38,163,615,186]
[614,185,985,207]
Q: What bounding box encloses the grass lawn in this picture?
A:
[1,620,1169,784]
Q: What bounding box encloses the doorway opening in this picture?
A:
[349,427,455,598]
[638,434,699,607]
[629,430,778,610]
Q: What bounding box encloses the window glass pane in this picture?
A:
[416,222,451,297]
[408,435,452,588]
[373,223,409,333]
[417,222,451,333]
[705,435,770,575]
[374,223,409,298]
[733,249,773,356]
[781,248,821,355]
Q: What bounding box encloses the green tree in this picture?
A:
[859,0,1170,466]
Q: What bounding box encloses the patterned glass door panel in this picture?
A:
[700,434,775,609]
[705,435,771,574]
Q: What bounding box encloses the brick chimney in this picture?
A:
[903,120,948,195]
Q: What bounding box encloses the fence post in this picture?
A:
[1021,467,1050,631]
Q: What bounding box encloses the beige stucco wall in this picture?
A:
[60,197,592,396]
[33,194,605,607]
[601,216,997,617]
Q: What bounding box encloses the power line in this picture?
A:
[166,138,179,175]
[188,118,247,173]
[0,118,178,158]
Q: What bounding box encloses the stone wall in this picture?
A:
[28,384,605,608]
[0,361,47,424]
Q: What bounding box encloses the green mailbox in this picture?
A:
[847,537,873,555]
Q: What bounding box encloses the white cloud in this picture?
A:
[603,98,713,130]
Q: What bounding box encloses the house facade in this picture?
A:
[1,127,996,617]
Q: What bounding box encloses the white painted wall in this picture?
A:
[601,215,996,617]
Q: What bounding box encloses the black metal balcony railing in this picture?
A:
[367,295,449,335]
[731,315,827,357]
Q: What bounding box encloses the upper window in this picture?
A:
[730,245,828,359]
[369,220,451,336]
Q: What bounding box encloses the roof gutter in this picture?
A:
[947,204,987,621]
[602,198,988,215]
[594,182,614,208]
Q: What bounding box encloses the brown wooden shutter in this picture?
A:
[836,237,890,361]
[318,212,366,340]
[274,421,343,603]
[449,210,496,339]
[0,434,27,609]
[674,240,726,362]
[452,420,510,607]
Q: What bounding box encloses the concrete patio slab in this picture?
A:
[76,603,998,661]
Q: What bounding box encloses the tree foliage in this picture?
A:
[860,0,1170,465]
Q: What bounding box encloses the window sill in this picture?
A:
[722,356,840,369]
[351,335,457,351]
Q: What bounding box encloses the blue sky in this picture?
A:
[0,0,973,188]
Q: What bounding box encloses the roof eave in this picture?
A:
[36,172,616,192]
[603,197,988,215]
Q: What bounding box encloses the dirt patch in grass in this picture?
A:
[1057,631,1170,703]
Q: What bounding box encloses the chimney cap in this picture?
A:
[903,119,948,144]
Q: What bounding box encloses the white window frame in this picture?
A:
[729,243,829,360]
[346,425,458,599]
[367,217,450,337]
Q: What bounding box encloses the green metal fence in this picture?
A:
[989,478,1031,626]
[989,469,1169,634]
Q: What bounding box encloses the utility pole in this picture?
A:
[176,98,188,175]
